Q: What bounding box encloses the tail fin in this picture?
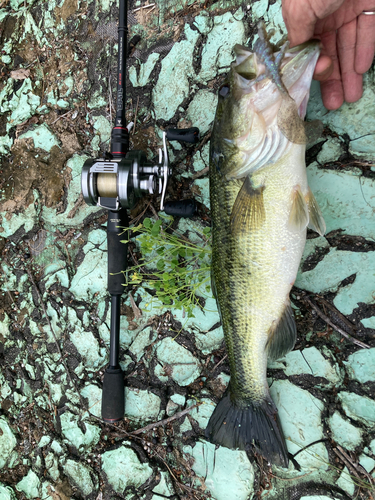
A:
[205,390,289,467]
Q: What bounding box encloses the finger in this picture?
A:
[337,18,363,103]
[355,11,375,74]
[313,54,334,80]
[319,31,344,110]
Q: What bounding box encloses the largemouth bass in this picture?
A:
[206,23,326,467]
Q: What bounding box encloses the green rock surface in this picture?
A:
[338,391,375,427]
[186,398,215,428]
[124,387,161,422]
[336,466,355,496]
[184,441,254,500]
[19,123,60,151]
[155,337,200,386]
[296,247,375,315]
[359,453,375,473]
[63,459,96,496]
[306,163,375,239]
[328,411,362,451]
[186,90,218,135]
[152,471,175,496]
[60,411,101,452]
[101,444,153,494]
[0,484,16,500]
[271,346,341,386]
[152,25,199,121]
[307,77,375,158]
[344,347,375,383]
[0,417,17,469]
[270,380,328,469]
[16,470,41,499]
[1,1,375,498]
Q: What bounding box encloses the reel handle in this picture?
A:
[166,127,200,144]
[164,199,197,218]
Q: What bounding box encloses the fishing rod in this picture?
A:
[81,0,199,422]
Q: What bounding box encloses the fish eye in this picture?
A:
[219,84,230,98]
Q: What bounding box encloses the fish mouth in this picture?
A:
[233,39,321,120]
[280,40,321,118]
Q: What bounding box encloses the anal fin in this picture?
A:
[289,185,309,232]
[230,177,265,234]
[266,302,297,361]
[306,187,326,236]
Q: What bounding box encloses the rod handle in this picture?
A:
[107,210,129,295]
[101,366,125,422]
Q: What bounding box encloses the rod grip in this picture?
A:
[164,199,197,218]
[107,210,129,295]
[101,366,125,422]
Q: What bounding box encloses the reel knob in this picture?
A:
[163,199,197,218]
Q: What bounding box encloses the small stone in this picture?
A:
[101,444,152,494]
[338,391,375,427]
[184,441,254,500]
[344,347,375,383]
[359,453,375,473]
[63,460,96,497]
[38,436,51,448]
[152,471,175,496]
[0,484,16,500]
[0,417,17,469]
[125,388,161,422]
[336,466,355,496]
[16,470,40,499]
[155,337,200,386]
[60,412,101,452]
[166,400,179,416]
[328,411,363,450]
[170,393,186,406]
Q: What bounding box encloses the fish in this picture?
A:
[206,22,326,467]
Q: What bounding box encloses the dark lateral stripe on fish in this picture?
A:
[205,390,289,467]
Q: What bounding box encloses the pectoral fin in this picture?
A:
[230,177,265,234]
[306,187,326,236]
[278,97,323,146]
[289,185,309,232]
[266,302,297,361]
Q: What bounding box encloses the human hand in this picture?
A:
[282,0,375,110]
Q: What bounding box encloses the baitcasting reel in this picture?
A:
[81,127,199,216]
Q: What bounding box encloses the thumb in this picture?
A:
[282,1,317,46]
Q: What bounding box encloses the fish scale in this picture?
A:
[205,23,325,467]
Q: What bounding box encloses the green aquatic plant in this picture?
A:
[122,217,212,317]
